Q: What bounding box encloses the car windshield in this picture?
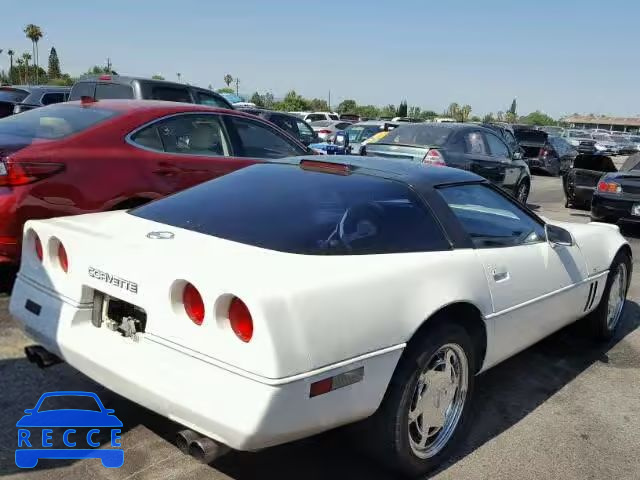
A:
[346,125,382,143]
[0,88,30,103]
[375,125,452,146]
[569,131,591,138]
[37,395,101,412]
[0,104,118,139]
[131,163,449,255]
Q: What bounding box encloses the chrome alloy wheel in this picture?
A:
[408,343,469,459]
[606,263,627,330]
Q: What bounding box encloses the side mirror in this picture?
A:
[545,224,574,247]
[512,151,523,160]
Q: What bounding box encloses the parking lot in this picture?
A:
[0,163,638,480]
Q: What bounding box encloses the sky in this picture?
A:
[1,0,638,118]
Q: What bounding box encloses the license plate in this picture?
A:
[632,204,640,216]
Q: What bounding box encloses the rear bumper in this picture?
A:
[9,276,402,451]
[0,188,23,264]
[591,193,640,222]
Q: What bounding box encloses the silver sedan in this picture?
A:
[309,120,353,141]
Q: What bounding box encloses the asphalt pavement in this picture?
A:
[0,170,639,480]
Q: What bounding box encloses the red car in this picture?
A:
[0,99,309,264]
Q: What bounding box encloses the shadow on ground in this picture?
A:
[1,302,637,479]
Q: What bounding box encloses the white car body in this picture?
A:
[9,163,630,454]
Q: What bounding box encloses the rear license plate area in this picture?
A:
[92,291,147,338]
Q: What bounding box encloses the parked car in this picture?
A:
[218,93,256,108]
[339,113,361,122]
[610,134,638,155]
[563,154,617,209]
[309,120,353,140]
[481,123,522,156]
[391,117,423,123]
[290,111,340,122]
[0,85,70,118]
[514,128,575,176]
[11,155,631,477]
[365,123,531,203]
[69,75,233,109]
[537,125,565,136]
[591,153,640,223]
[562,129,593,147]
[345,121,398,154]
[235,108,318,145]
[626,135,640,151]
[0,99,309,264]
[591,133,620,155]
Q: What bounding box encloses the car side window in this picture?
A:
[150,86,192,103]
[269,114,298,136]
[438,184,545,248]
[306,114,325,122]
[70,82,95,100]
[228,116,306,159]
[485,132,510,158]
[296,120,316,144]
[130,114,230,156]
[503,130,518,151]
[465,131,488,155]
[196,91,229,108]
[41,92,66,105]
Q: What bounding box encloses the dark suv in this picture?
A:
[69,75,233,109]
[0,85,70,118]
[237,108,319,146]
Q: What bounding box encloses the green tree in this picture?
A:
[420,110,439,121]
[223,74,233,87]
[337,99,357,114]
[482,112,495,123]
[520,110,556,126]
[380,104,397,118]
[408,106,421,118]
[85,65,112,75]
[21,52,31,83]
[47,47,61,79]
[48,74,74,86]
[250,92,265,107]
[356,105,380,119]
[24,24,43,83]
[505,111,517,123]
[216,87,234,94]
[446,102,460,120]
[276,90,310,111]
[460,104,472,122]
[470,115,481,122]
[151,74,165,80]
[263,92,275,109]
[309,98,329,111]
[15,58,24,83]
[396,100,408,117]
[7,49,15,82]
[509,97,517,116]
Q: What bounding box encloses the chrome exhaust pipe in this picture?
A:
[188,437,230,464]
[24,345,62,369]
[175,429,200,454]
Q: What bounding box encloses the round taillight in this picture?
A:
[183,283,204,325]
[34,235,43,262]
[229,297,253,342]
[58,243,68,273]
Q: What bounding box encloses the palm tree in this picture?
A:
[22,52,32,84]
[24,24,43,83]
[460,105,472,122]
[224,74,233,87]
[15,58,24,84]
[7,49,14,82]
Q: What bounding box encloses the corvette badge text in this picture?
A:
[88,267,138,294]
[15,391,124,468]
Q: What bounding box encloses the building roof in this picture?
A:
[562,115,640,127]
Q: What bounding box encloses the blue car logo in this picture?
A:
[16,391,124,468]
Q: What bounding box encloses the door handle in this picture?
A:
[492,268,510,282]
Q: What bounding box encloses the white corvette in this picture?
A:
[10,156,631,476]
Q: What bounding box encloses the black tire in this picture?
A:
[585,250,631,341]
[363,322,476,477]
[515,179,530,204]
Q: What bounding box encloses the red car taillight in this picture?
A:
[317,129,332,135]
[58,242,68,273]
[34,234,43,262]
[539,147,550,158]
[423,149,445,166]
[228,297,253,342]
[183,283,205,325]
[0,160,65,187]
[597,181,622,194]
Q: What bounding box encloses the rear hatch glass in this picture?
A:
[0,104,119,140]
[374,124,452,147]
[514,129,547,145]
[131,163,449,255]
[0,88,29,103]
